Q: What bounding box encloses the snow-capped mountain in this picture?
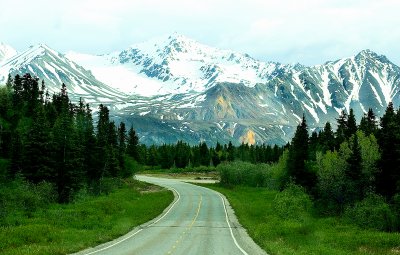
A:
[66,33,292,97]
[0,42,17,64]
[0,44,128,104]
[1,35,400,145]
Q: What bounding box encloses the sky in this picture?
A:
[0,0,399,66]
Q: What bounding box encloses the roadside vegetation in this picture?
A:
[0,73,173,253]
[204,106,400,254]
[0,178,173,255]
[206,184,400,255]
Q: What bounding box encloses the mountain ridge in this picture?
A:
[1,35,399,145]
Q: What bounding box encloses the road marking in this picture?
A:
[192,184,249,255]
[218,193,249,255]
[166,195,202,255]
[83,186,181,255]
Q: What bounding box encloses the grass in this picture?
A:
[203,184,400,255]
[0,179,174,255]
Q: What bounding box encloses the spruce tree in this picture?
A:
[346,134,363,201]
[199,142,210,166]
[377,102,399,198]
[336,110,348,148]
[321,121,335,152]
[227,141,235,161]
[287,115,315,190]
[359,108,377,136]
[346,108,357,139]
[117,122,127,173]
[126,126,139,162]
[21,106,53,183]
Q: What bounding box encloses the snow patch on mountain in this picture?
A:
[0,42,17,65]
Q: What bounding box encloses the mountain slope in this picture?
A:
[0,44,127,104]
[0,42,17,64]
[66,33,292,96]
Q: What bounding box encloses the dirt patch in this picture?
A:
[137,183,164,194]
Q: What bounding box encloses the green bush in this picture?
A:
[122,156,140,178]
[0,179,56,225]
[0,158,9,183]
[218,161,270,187]
[344,193,396,231]
[217,158,290,189]
[273,183,313,221]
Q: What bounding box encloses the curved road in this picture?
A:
[74,175,266,255]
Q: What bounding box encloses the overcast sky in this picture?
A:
[0,0,399,66]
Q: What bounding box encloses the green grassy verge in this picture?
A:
[0,180,174,255]
[203,184,400,255]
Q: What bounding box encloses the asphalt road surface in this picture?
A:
[74,175,266,255]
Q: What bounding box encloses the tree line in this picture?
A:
[132,141,284,169]
[288,107,399,201]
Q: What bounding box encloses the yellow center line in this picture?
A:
[166,195,202,255]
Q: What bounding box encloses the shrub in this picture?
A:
[273,183,312,221]
[218,161,270,187]
[0,158,9,183]
[268,150,289,190]
[0,179,56,225]
[344,193,396,231]
[122,156,140,178]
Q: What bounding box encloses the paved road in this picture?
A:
[74,175,266,255]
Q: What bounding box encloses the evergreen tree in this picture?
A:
[287,115,315,190]
[377,102,399,198]
[199,142,210,166]
[227,141,235,161]
[82,104,99,185]
[359,108,377,136]
[146,145,158,167]
[346,134,363,202]
[126,126,139,161]
[346,108,357,139]
[97,104,110,147]
[21,106,54,183]
[321,122,335,152]
[52,101,83,203]
[336,110,348,148]
[117,122,127,172]
[175,141,190,168]
[159,144,174,169]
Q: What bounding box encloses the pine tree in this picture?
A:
[52,103,84,203]
[377,102,399,198]
[126,126,139,161]
[359,108,377,136]
[82,103,99,185]
[346,134,363,202]
[21,106,54,183]
[346,108,357,139]
[227,141,235,161]
[336,110,348,148]
[117,122,127,173]
[97,104,110,147]
[287,115,315,190]
[321,121,335,152]
[159,144,174,169]
[199,142,210,166]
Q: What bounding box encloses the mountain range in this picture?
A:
[1,34,399,145]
